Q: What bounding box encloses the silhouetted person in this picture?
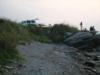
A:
[90,26,94,31]
[80,22,83,31]
[90,26,96,36]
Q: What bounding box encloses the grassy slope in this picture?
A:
[0,18,51,65]
[0,18,31,65]
[0,18,79,65]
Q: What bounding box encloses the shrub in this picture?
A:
[49,23,79,43]
[0,18,28,64]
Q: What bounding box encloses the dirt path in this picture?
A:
[16,41,85,75]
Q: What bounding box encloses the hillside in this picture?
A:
[1,18,100,75]
[0,18,79,74]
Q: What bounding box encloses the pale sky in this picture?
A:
[0,0,100,30]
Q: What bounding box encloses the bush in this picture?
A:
[31,34,51,43]
[49,23,79,43]
[0,32,17,51]
[27,24,51,43]
[0,18,29,65]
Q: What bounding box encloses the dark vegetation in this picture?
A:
[49,24,79,43]
[0,18,79,65]
[27,23,79,43]
[0,18,31,65]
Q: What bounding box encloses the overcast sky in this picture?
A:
[0,0,100,30]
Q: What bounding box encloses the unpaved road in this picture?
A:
[17,41,85,75]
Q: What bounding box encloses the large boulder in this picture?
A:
[64,32,100,50]
[64,32,92,46]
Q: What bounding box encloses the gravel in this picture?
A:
[16,41,86,75]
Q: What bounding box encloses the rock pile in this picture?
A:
[64,32,100,50]
[64,32,100,75]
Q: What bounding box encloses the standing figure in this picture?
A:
[80,22,83,31]
[90,26,96,36]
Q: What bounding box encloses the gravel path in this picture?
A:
[17,41,85,75]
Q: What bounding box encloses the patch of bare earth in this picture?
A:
[16,41,86,75]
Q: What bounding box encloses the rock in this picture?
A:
[94,61,100,66]
[4,66,14,70]
[83,61,96,68]
[83,52,99,61]
[64,32,100,50]
[93,56,99,61]
[95,67,100,73]
[64,32,74,38]
[96,46,100,52]
[64,32,92,46]
[84,67,100,75]
[64,32,100,75]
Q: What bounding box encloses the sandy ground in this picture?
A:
[16,41,85,75]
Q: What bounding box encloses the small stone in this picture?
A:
[93,56,99,61]
[84,61,95,68]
